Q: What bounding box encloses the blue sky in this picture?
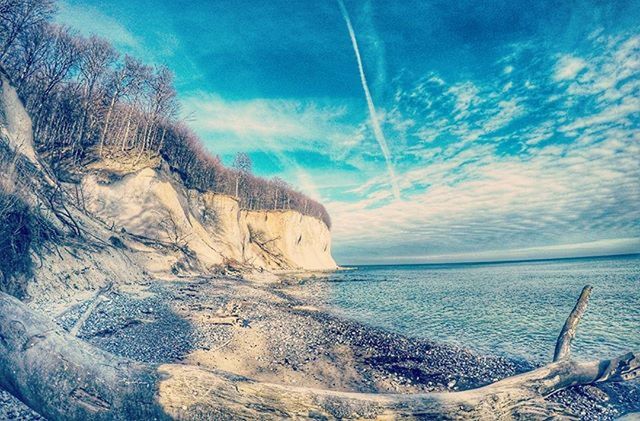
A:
[58,0,640,264]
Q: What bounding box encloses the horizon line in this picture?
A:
[339,251,640,268]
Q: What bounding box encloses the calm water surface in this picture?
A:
[323,254,640,364]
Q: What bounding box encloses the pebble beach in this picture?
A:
[1,275,638,419]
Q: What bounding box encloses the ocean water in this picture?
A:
[323,254,640,364]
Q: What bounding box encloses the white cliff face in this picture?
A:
[0,73,38,165]
[82,168,227,272]
[242,210,336,271]
[186,190,247,262]
[81,168,337,274]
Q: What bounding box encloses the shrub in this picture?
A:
[0,190,57,298]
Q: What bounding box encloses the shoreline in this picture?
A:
[1,275,638,419]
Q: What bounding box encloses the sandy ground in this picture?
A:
[1,275,639,420]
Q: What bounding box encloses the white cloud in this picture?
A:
[554,56,587,81]
[523,122,554,146]
[180,93,376,203]
[56,1,141,50]
[186,96,309,138]
[560,96,640,133]
[330,32,640,264]
[331,133,640,262]
[181,93,355,156]
[448,82,481,120]
[562,35,640,102]
[483,99,524,133]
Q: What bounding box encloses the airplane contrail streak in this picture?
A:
[337,0,401,200]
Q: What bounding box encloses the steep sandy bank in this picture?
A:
[1,72,149,304]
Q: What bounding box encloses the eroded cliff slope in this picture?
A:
[81,166,337,273]
[1,71,336,300]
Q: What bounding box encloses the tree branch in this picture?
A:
[553,285,592,362]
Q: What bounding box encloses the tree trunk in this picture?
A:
[120,108,134,152]
[99,94,118,157]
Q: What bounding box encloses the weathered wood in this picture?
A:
[69,282,113,337]
[0,288,638,420]
[0,292,168,420]
[554,285,592,362]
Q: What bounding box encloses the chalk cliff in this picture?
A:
[81,167,337,273]
[242,209,335,271]
[0,71,37,165]
[1,72,336,303]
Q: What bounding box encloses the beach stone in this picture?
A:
[581,386,609,402]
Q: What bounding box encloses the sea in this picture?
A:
[322,254,640,364]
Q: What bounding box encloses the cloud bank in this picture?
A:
[329,32,640,263]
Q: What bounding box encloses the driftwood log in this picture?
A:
[553,285,592,362]
[0,286,638,420]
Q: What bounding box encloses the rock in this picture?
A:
[581,386,609,402]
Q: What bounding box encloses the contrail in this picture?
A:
[337,0,401,200]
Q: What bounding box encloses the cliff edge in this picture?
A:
[0,71,336,304]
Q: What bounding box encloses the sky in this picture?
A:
[57,0,640,264]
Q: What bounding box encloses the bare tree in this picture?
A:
[39,25,80,94]
[232,152,252,198]
[98,55,146,156]
[0,0,54,61]
[6,22,48,90]
[271,177,288,210]
[138,65,177,159]
[32,24,81,143]
[75,35,117,157]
